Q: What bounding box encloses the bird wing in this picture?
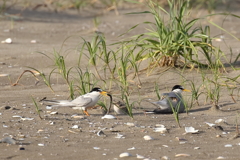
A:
[71,95,93,107]
[40,99,75,107]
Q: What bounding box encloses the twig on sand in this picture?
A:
[12,70,40,86]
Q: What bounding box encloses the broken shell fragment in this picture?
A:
[119,152,132,158]
[185,126,199,133]
[101,114,116,119]
[1,38,12,44]
[215,119,225,124]
[143,135,153,141]
[175,153,191,157]
[205,122,216,127]
[71,125,79,129]
[136,154,144,159]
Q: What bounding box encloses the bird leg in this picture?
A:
[84,110,90,116]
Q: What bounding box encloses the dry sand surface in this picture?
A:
[1,3,240,160]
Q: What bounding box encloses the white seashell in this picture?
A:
[0,113,2,115]
[97,130,105,136]
[143,135,153,141]
[115,133,125,139]
[50,111,58,115]
[3,125,8,128]
[12,115,22,118]
[21,117,34,121]
[224,144,232,147]
[71,125,79,129]
[101,114,116,119]
[194,147,200,150]
[175,153,191,157]
[154,127,167,133]
[49,121,55,125]
[38,143,45,146]
[217,156,226,159]
[127,147,135,150]
[161,156,170,160]
[136,154,145,159]
[162,145,168,148]
[0,74,10,77]
[205,122,216,127]
[46,106,52,110]
[1,38,12,44]
[215,119,225,124]
[119,152,132,158]
[93,147,100,150]
[71,114,84,119]
[126,122,135,127]
[185,127,199,133]
[30,40,37,43]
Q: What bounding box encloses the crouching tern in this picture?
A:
[147,85,190,114]
[40,87,108,116]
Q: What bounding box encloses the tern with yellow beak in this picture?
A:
[147,85,191,114]
[40,87,108,116]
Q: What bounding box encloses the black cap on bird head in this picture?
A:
[90,87,103,92]
[171,85,184,91]
[172,85,191,92]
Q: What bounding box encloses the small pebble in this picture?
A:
[38,143,45,147]
[93,147,100,150]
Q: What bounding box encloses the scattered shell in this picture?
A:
[0,137,16,144]
[0,113,2,115]
[161,156,170,160]
[194,147,200,150]
[30,40,37,43]
[50,111,58,115]
[175,153,191,157]
[185,126,199,133]
[38,143,45,146]
[143,135,154,141]
[93,147,100,150]
[97,130,105,137]
[71,125,79,129]
[217,156,226,159]
[154,126,167,133]
[49,121,55,125]
[0,74,9,77]
[101,114,116,119]
[46,106,52,110]
[12,115,22,118]
[216,135,221,138]
[3,125,8,128]
[37,129,44,133]
[215,38,222,42]
[119,152,132,158]
[224,144,232,148]
[127,147,135,150]
[71,114,84,119]
[205,122,216,127]
[1,38,12,44]
[136,154,145,159]
[162,145,168,148]
[115,133,125,139]
[126,122,135,127]
[21,117,34,121]
[215,119,225,124]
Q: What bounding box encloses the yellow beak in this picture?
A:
[100,91,108,96]
[183,89,191,92]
